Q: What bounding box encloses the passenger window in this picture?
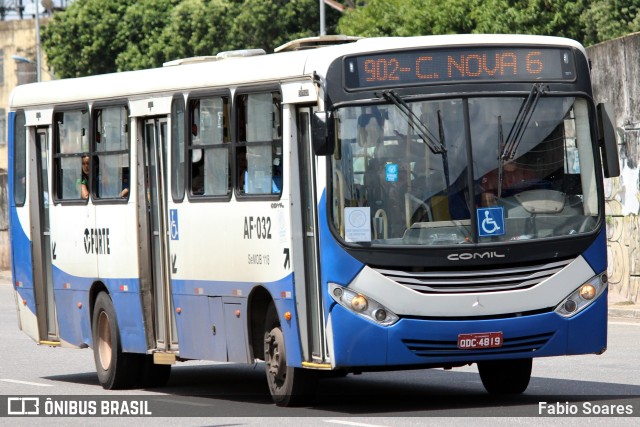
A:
[13,111,27,206]
[189,95,230,197]
[236,91,283,196]
[93,106,130,200]
[171,97,186,201]
[53,109,90,201]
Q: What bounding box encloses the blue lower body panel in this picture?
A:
[330,291,607,368]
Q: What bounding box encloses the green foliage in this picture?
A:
[41,0,640,78]
[580,0,640,45]
[42,0,339,77]
[41,0,134,78]
[339,0,639,47]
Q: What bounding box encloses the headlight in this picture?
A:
[329,283,399,326]
[555,273,607,318]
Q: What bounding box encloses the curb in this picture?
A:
[608,307,640,320]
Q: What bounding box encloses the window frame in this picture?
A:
[234,87,284,201]
[13,110,27,207]
[91,102,131,204]
[171,94,187,203]
[186,90,233,202]
[51,104,91,205]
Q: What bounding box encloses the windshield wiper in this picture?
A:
[380,90,447,154]
[500,83,548,161]
[380,90,450,191]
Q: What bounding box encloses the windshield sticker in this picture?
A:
[385,163,399,182]
[345,207,372,242]
[477,207,505,237]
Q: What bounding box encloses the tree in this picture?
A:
[41,0,134,78]
[580,0,640,45]
[114,0,178,71]
[337,0,640,47]
[41,0,640,78]
[42,0,340,77]
[226,0,340,53]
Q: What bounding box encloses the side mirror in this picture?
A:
[311,111,334,156]
[597,102,620,178]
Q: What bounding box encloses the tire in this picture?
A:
[139,355,171,388]
[478,358,532,395]
[92,292,142,389]
[264,304,317,407]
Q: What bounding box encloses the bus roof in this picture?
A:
[9,34,586,110]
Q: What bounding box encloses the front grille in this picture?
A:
[374,258,573,294]
[403,331,554,358]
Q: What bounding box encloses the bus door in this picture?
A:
[28,126,58,343]
[140,117,178,352]
[292,107,326,363]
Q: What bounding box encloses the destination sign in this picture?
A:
[344,47,576,89]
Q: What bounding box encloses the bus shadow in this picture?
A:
[43,363,640,416]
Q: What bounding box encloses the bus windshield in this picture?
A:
[330,96,599,246]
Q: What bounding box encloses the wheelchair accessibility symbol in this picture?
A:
[477,207,505,237]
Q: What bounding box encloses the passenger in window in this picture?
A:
[119,167,130,198]
[272,157,282,194]
[80,155,90,199]
[192,160,205,195]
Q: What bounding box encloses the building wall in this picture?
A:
[588,32,640,304]
[0,18,51,270]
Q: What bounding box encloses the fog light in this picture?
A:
[351,295,368,312]
[564,299,577,313]
[580,284,596,300]
[373,309,387,321]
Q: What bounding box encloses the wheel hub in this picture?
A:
[265,327,286,383]
[97,311,112,371]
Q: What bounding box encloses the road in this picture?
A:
[0,278,638,426]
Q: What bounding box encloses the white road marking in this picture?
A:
[324,420,390,427]
[609,321,640,326]
[0,379,53,387]
[153,398,213,407]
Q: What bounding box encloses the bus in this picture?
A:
[8,34,620,406]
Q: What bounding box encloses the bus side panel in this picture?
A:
[567,288,607,354]
[52,287,90,348]
[172,292,225,361]
[327,303,388,367]
[581,228,607,274]
[106,278,147,354]
[8,125,40,342]
[50,267,94,348]
[8,111,38,341]
[170,276,301,364]
[317,192,365,311]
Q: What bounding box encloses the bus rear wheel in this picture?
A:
[92,292,142,389]
[478,358,532,394]
[264,304,317,407]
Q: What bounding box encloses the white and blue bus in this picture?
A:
[8,34,620,406]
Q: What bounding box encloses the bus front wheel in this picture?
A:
[264,304,317,406]
[478,358,532,394]
[92,292,141,389]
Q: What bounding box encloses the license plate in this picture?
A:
[457,332,503,349]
